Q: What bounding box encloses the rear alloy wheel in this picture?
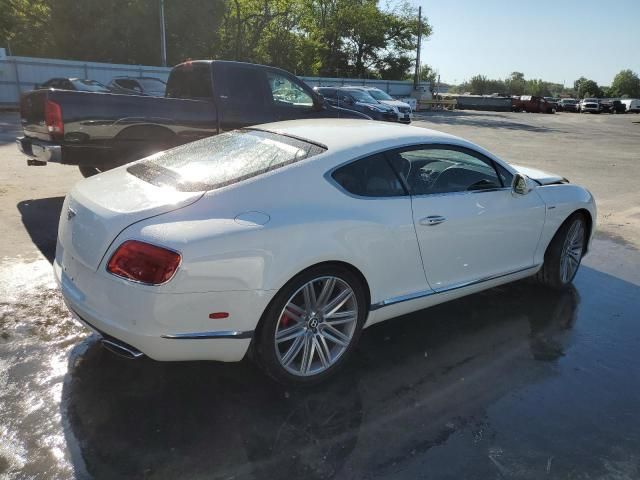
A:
[535,213,587,289]
[256,266,366,385]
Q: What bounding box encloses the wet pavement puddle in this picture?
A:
[0,239,639,479]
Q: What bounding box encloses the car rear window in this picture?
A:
[127,129,327,192]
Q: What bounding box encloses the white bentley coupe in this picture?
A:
[55,119,596,384]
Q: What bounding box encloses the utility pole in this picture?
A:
[413,6,422,90]
[160,0,167,66]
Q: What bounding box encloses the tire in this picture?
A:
[535,213,587,289]
[254,264,367,385]
[78,165,102,178]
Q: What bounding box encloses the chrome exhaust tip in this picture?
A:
[100,338,144,360]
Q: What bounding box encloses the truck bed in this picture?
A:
[19,89,218,168]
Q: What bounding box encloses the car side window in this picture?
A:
[267,71,313,107]
[389,147,503,195]
[332,153,406,197]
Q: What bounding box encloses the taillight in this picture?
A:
[107,240,181,285]
[45,99,64,138]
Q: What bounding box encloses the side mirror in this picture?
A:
[512,173,531,195]
[341,96,353,105]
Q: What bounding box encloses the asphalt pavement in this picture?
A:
[0,111,639,479]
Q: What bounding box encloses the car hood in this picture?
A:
[379,99,411,109]
[355,102,394,112]
[512,164,567,185]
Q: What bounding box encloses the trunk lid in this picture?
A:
[58,167,204,271]
[20,89,52,140]
[512,164,567,185]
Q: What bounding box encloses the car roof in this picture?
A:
[255,119,467,153]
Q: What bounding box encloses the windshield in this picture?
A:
[584,98,598,102]
[562,99,577,104]
[367,89,394,101]
[71,79,110,92]
[346,90,377,103]
[136,78,166,91]
[127,129,326,192]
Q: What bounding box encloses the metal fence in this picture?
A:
[0,53,429,106]
[0,55,171,105]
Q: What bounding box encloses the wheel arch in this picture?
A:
[545,208,593,257]
[572,208,594,253]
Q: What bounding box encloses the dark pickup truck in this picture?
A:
[511,95,556,114]
[17,60,367,176]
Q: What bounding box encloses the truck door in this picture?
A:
[264,70,321,121]
[214,64,273,130]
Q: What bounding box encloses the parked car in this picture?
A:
[35,77,111,92]
[599,99,614,114]
[107,76,167,96]
[620,98,640,113]
[16,60,368,177]
[578,98,600,113]
[344,86,412,123]
[557,98,579,112]
[511,95,556,113]
[314,87,399,122]
[609,100,627,114]
[55,119,596,384]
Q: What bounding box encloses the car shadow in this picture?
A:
[61,278,589,479]
[17,196,65,263]
[415,110,564,133]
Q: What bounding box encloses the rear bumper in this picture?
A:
[16,136,61,165]
[54,257,268,362]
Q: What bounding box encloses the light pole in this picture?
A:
[413,6,422,91]
[160,0,167,66]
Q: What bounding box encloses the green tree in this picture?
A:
[610,69,640,98]
[574,77,602,98]
[0,0,50,56]
[506,71,526,95]
[469,74,489,95]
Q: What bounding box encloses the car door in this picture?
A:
[330,152,430,305]
[387,145,546,291]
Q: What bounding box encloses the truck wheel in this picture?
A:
[78,165,102,178]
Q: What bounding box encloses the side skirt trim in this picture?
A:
[370,265,539,311]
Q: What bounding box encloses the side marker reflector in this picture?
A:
[209,312,229,319]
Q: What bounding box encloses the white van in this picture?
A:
[621,99,640,113]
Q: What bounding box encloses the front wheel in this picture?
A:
[255,265,367,385]
[535,213,587,289]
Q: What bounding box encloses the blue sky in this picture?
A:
[409,0,640,86]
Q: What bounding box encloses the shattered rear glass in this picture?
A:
[127,129,327,192]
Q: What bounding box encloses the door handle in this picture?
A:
[419,215,446,226]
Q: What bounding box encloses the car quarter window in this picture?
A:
[267,71,313,107]
[387,147,504,195]
[332,154,406,197]
[494,162,514,188]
